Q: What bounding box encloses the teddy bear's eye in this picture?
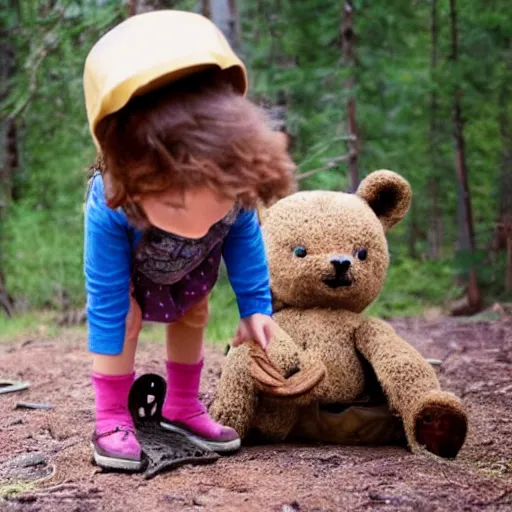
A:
[357,248,368,261]
[293,246,307,258]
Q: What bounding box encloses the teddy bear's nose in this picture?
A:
[330,256,353,275]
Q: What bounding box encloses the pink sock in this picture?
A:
[92,372,141,460]
[162,360,237,441]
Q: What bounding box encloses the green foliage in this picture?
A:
[368,258,462,319]
[0,310,59,342]
[1,0,510,335]
[241,0,509,302]
[206,274,239,344]
[1,0,125,308]
[0,482,36,499]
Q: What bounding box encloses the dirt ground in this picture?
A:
[1,314,511,512]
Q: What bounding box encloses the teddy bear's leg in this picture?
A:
[251,398,299,442]
[209,344,258,439]
[355,318,467,458]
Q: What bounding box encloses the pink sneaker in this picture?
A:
[92,426,142,471]
[92,372,143,471]
[160,413,241,454]
[160,360,241,453]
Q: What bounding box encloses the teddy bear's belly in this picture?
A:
[275,308,367,403]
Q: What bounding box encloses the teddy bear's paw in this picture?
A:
[414,402,467,459]
[249,343,325,397]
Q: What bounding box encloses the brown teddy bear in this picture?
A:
[210,170,468,458]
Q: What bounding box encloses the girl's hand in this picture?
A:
[233,314,276,350]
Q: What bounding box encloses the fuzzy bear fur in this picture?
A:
[210,170,468,458]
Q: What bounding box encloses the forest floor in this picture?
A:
[0,313,511,512]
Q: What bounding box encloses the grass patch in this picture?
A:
[367,257,461,319]
[0,311,61,343]
[456,310,503,323]
[206,276,239,346]
[0,482,36,499]
[473,458,511,478]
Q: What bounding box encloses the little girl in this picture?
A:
[83,10,295,470]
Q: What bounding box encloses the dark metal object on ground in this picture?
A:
[128,373,219,479]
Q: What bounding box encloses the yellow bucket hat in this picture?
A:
[83,10,247,147]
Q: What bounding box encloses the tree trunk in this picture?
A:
[507,235,512,292]
[408,204,418,259]
[449,0,481,313]
[496,66,512,291]
[341,0,359,192]
[209,0,240,54]
[0,22,17,315]
[201,0,211,19]
[427,0,443,259]
[129,0,175,15]
[227,0,241,54]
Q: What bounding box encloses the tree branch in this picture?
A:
[2,14,63,122]
[297,154,350,181]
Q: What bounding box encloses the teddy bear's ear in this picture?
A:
[356,170,412,231]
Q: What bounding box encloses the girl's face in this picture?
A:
[137,186,235,238]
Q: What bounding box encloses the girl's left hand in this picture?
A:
[233,314,276,350]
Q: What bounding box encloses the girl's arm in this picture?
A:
[84,175,133,355]
[222,209,272,318]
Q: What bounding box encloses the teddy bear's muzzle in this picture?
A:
[323,256,354,289]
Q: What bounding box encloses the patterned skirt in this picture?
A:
[131,245,222,324]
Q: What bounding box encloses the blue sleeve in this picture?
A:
[222,209,273,318]
[84,175,132,355]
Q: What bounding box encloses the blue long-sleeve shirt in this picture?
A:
[84,174,272,355]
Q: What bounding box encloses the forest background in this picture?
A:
[1,0,510,343]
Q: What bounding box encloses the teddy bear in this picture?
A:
[210,170,468,458]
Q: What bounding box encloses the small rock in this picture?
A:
[15,402,54,411]
[8,453,47,469]
[14,495,38,503]
[192,496,206,507]
[163,493,186,503]
[465,381,486,393]
[282,502,300,512]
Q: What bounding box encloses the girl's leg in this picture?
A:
[162,297,240,453]
[165,295,207,364]
[91,294,143,470]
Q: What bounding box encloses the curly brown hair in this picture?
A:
[94,70,296,227]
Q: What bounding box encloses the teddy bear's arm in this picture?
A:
[354,317,467,458]
[211,324,321,440]
[251,325,326,399]
[265,323,310,375]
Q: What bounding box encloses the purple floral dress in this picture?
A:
[131,206,240,323]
